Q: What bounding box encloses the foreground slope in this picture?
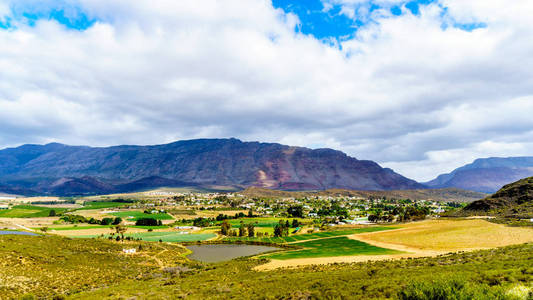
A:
[0,139,422,195]
[463,176,533,218]
[426,157,533,193]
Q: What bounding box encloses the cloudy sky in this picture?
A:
[1,0,532,182]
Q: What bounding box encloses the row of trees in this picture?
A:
[135,218,163,226]
[60,215,122,225]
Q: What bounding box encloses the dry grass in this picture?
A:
[351,219,533,251]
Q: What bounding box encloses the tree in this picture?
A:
[238,221,246,237]
[112,217,122,225]
[40,227,48,233]
[48,210,56,217]
[287,205,304,218]
[114,225,127,240]
[291,219,300,228]
[248,209,254,217]
[136,218,159,226]
[220,220,231,235]
[247,223,255,237]
[100,218,114,225]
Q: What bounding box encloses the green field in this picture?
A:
[109,211,173,221]
[75,231,215,242]
[224,226,395,243]
[263,236,400,260]
[76,201,129,210]
[0,205,66,218]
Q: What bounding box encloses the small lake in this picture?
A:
[187,244,281,263]
[0,231,38,236]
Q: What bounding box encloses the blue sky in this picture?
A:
[0,0,531,181]
[1,0,484,39]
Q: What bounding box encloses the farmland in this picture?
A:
[109,211,173,221]
[0,205,66,218]
[264,236,400,260]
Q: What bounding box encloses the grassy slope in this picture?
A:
[0,235,189,299]
[264,236,400,259]
[0,205,66,218]
[71,243,533,299]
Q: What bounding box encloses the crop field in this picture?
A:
[0,205,66,218]
[109,211,174,221]
[74,231,216,242]
[354,219,533,251]
[224,226,396,243]
[264,236,400,260]
[76,201,129,210]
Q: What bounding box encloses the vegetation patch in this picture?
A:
[263,236,400,260]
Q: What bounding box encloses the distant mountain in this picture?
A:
[425,157,533,193]
[0,138,423,196]
[462,176,533,218]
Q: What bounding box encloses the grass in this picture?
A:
[75,201,129,211]
[0,205,66,218]
[224,226,396,243]
[0,234,189,299]
[109,211,173,221]
[263,236,400,260]
[74,231,216,242]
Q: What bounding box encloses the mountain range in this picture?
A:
[425,157,533,193]
[0,138,422,196]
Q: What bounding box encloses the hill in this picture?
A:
[242,187,486,202]
[463,176,533,218]
[0,139,422,196]
[425,157,533,193]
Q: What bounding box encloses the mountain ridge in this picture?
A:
[425,156,533,193]
[0,138,423,196]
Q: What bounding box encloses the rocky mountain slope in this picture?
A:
[425,157,533,193]
[463,176,533,218]
[0,138,422,195]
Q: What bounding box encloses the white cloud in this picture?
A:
[0,0,532,182]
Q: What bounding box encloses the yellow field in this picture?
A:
[353,219,533,251]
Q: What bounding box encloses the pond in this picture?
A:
[186,244,281,263]
[0,230,39,236]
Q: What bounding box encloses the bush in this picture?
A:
[397,277,506,300]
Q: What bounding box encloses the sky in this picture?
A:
[0,0,533,182]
